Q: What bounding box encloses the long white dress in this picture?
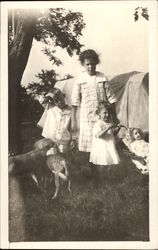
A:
[89,120,120,165]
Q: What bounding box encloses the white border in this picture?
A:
[1,1,158,249]
[1,2,9,249]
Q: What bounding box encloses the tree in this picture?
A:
[26,69,73,99]
[134,7,149,21]
[26,69,58,99]
[8,8,85,154]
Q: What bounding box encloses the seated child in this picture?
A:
[89,102,120,167]
[130,128,149,174]
[38,88,73,153]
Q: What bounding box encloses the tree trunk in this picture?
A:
[9,10,36,155]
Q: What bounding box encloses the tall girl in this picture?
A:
[71,49,118,154]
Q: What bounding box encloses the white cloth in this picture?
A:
[130,139,149,173]
[89,120,120,165]
[130,139,149,158]
[42,106,71,146]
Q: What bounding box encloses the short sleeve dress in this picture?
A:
[89,120,120,165]
[71,71,117,152]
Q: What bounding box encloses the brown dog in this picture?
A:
[46,147,71,199]
[9,138,55,191]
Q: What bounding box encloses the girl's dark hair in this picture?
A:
[130,127,144,141]
[79,49,100,65]
[96,101,111,115]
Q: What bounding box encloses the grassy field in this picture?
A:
[9,124,149,242]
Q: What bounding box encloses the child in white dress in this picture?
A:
[90,102,120,166]
[130,128,149,174]
[38,88,72,153]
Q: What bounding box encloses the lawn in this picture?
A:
[9,123,149,242]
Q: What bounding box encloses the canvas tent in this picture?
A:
[108,71,149,131]
[55,71,149,132]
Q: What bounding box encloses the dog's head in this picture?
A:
[33,138,55,152]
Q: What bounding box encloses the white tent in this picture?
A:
[55,71,149,131]
[108,71,149,131]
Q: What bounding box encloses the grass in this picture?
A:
[9,124,149,242]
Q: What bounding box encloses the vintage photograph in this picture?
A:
[1,0,158,249]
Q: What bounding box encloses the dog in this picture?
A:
[46,147,71,199]
[9,138,55,191]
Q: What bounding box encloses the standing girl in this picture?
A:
[71,49,118,154]
[90,102,120,166]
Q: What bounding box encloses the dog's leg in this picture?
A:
[68,179,71,193]
[31,173,39,186]
[31,173,46,193]
[52,173,60,199]
[58,172,68,181]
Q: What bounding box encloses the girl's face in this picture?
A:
[53,92,66,110]
[83,58,96,76]
[132,129,142,140]
[99,108,109,122]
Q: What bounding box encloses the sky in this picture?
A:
[20,1,150,86]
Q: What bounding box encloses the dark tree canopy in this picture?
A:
[26,69,73,99]
[9,8,85,63]
[8,8,85,154]
[34,8,85,55]
[26,69,58,98]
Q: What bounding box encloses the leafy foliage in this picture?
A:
[8,8,85,65]
[26,69,57,98]
[134,7,149,21]
[26,69,73,99]
[18,85,43,123]
[42,47,63,66]
[34,8,85,56]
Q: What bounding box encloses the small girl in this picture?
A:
[130,128,149,174]
[71,49,118,155]
[38,88,72,153]
[89,102,120,166]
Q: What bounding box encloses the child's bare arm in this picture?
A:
[95,124,125,138]
[95,128,108,138]
[71,106,78,132]
[95,125,115,138]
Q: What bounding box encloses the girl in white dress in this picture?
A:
[38,88,72,153]
[90,102,120,166]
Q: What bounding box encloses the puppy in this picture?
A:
[9,138,55,191]
[46,147,71,199]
